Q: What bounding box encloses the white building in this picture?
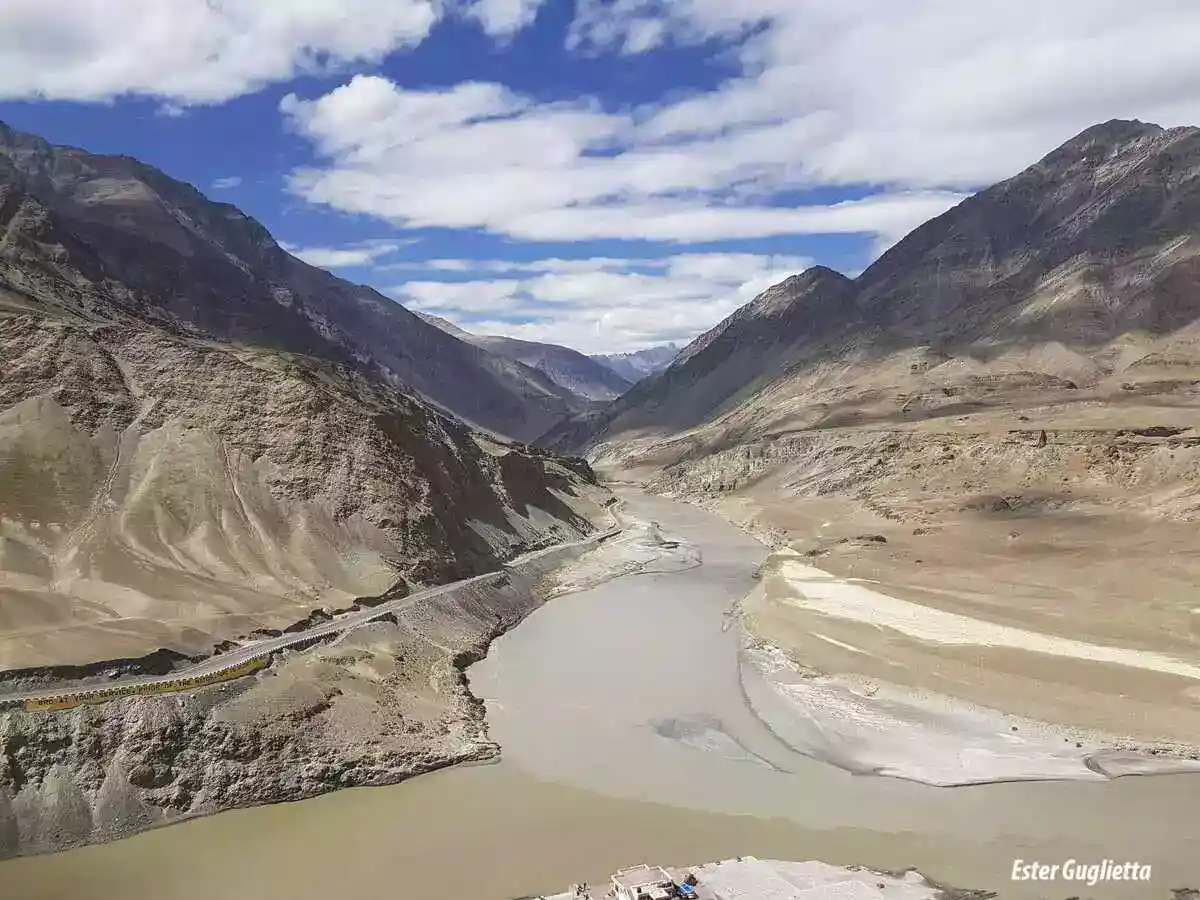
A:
[609,864,677,900]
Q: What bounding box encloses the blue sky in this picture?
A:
[2,0,1199,352]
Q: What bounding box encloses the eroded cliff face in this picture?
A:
[0,306,599,671]
[0,541,593,858]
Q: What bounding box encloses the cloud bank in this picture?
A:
[388,252,814,353]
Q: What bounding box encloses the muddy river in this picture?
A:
[2,491,1197,899]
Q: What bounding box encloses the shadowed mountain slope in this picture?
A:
[0,123,580,442]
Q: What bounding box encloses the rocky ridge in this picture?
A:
[0,540,595,858]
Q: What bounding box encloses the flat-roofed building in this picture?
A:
[610,864,677,900]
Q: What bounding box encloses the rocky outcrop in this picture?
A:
[0,540,596,858]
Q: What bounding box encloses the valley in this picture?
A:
[3,112,1200,900]
[3,490,1198,900]
[552,121,1200,776]
[0,121,615,858]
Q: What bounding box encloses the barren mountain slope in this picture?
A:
[552,120,1200,460]
[0,299,601,671]
[558,120,1200,746]
[0,123,578,442]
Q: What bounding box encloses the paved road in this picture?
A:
[2,511,621,706]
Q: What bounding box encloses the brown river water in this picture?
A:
[2,491,1197,899]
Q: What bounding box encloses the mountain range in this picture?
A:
[547,120,1200,461]
[0,122,605,672]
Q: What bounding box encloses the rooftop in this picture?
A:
[611,865,674,889]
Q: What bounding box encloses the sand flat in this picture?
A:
[771,553,1200,682]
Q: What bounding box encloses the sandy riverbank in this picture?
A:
[592,471,1200,787]
[736,547,1200,786]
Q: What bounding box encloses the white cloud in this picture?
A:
[462,0,546,39]
[389,252,815,353]
[499,193,964,243]
[280,3,1200,248]
[566,0,757,56]
[282,74,965,244]
[580,0,1200,188]
[380,257,650,275]
[398,279,528,313]
[211,176,243,190]
[0,0,439,104]
[17,0,1199,356]
[280,239,407,269]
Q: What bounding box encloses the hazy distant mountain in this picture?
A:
[417,314,633,401]
[590,344,680,382]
